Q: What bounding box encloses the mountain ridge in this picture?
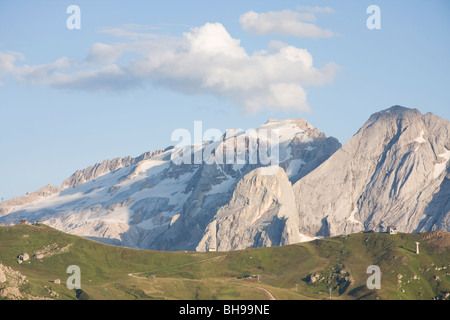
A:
[0,116,341,251]
[0,105,449,252]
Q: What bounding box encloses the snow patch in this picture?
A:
[170,213,181,227]
[434,147,450,179]
[98,206,131,224]
[208,177,236,194]
[286,159,305,178]
[120,160,168,186]
[348,207,363,226]
[256,119,310,162]
[137,211,173,230]
[297,233,320,243]
[366,116,379,128]
[258,119,305,143]
[414,130,426,144]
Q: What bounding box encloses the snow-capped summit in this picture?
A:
[0,118,340,251]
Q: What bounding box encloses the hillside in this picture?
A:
[0,224,448,300]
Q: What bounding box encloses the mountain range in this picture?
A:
[0,105,448,251]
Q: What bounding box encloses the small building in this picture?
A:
[206,240,216,252]
[388,226,397,234]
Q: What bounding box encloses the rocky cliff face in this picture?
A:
[294,106,450,238]
[196,166,312,252]
[61,149,165,189]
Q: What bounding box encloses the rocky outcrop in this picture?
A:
[17,253,30,264]
[61,149,166,189]
[0,262,53,300]
[0,267,6,284]
[196,166,314,251]
[0,185,60,217]
[0,262,28,299]
[33,243,72,260]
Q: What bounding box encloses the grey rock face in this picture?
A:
[196,166,309,252]
[61,149,165,189]
[294,106,450,237]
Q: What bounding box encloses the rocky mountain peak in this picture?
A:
[382,105,420,115]
[294,105,450,238]
[258,118,314,137]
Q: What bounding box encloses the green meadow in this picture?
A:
[0,224,448,300]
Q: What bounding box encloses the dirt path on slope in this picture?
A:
[235,282,276,300]
[126,255,276,300]
[127,255,226,279]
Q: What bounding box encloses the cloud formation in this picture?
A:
[240,8,337,38]
[0,51,23,86]
[296,6,335,14]
[0,21,338,113]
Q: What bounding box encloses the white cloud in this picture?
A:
[15,57,75,86]
[86,43,126,64]
[99,23,161,40]
[1,22,339,113]
[297,12,318,22]
[125,22,338,112]
[239,9,337,38]
[185,23,247,59]
[296,6,335,14]
[0,51,20,73]
[0,51,23,85]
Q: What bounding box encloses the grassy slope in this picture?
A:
[0,224,448,300]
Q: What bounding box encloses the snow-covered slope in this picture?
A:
[0,119,340,250]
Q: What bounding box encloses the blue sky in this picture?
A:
[0,0,449,200]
